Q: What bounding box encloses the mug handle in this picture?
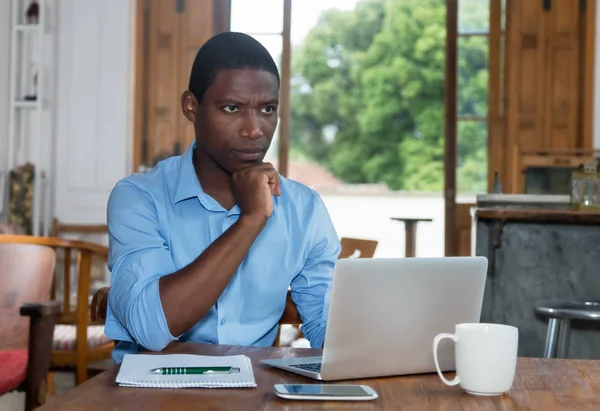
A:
[433,333,460,386]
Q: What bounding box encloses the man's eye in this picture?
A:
[262,106,276,114]
[223,105,239,113]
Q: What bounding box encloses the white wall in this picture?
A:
[53,0,134,224]
[0,1,11,216]
[0,0,134,226]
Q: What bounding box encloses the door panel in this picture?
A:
[146,0,180,164]
[543,0,580,150]
[137,0,217,170]
[177,0,214,153]
[506,0,546,153]
[496,0,590,193]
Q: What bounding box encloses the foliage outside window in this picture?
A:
[290,0,490,193]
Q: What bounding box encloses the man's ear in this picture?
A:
[181,91,198,123]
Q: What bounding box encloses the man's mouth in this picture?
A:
[231,147,265,161]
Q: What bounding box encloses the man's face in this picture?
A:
[181,69,279,174]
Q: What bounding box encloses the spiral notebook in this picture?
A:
[116,353,257,388]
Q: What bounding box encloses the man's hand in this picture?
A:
[233,162,281,224]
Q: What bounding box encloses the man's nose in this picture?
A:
[239,112,263,140]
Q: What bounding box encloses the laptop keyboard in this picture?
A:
[290,362,322,373]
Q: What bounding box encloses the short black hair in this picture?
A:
[188,32,280,102]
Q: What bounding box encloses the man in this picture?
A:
[105,32,341,363]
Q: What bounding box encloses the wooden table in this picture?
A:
[38,343,600,410]
[390,217,433,257]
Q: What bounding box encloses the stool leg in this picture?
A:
[543,318,560,358]
[404,222,417,258]
[556,318,571,358]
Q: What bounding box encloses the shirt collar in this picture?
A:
[172,142,205,206]
[171,142,277,216]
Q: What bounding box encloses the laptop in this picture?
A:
[260,256,488,381]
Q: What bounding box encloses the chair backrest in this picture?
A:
[50,220,110,303]
[91,285,303,328]
[0,235,108,327]
[339,237,378,259]
[91,237,378,329]
[0,243,55,350]
[51,218,108,238]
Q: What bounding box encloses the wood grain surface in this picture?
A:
[37,343,600,411]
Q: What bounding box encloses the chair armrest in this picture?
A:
[21,301,60,410]
[91,286,110,323]
[20,301,61,318]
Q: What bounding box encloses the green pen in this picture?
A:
[150,366,241,375]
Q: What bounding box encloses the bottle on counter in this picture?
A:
[571,162,598,211]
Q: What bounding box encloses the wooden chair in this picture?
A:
[51,218,110,298]
[51,218,108,238]
[0,243,60,411]
[274,237,379,346]
[90,237,379,348]
[339,237,378,259]
[0,235,113,386]
[91,286,302,347]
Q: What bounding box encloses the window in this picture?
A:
[456,0,492,195]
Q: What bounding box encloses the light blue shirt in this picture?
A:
[105,142,341,363]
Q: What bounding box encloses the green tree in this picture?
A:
[291,0,490,192]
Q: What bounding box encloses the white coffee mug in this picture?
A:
[432,323,518,396]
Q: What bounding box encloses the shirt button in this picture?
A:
[220,319,226,326]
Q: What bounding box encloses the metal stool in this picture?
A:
[535,300,600,358]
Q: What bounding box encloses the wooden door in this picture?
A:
[145,0,183,167]
[445,0,491,257]
[177,0,215,153]
[506,0,582,153]
[444,0,458,256]
[500,0,594,192]
[134,0,226,171]
[541,0,581,150]
[505,0,547,154]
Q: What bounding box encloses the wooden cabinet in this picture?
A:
[489,0,596,194]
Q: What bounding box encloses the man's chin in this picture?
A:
[233,158,265,171]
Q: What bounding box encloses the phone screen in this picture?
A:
[282,384,369,396]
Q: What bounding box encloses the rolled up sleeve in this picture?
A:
[290,194,341,348]
[106,180,179,352]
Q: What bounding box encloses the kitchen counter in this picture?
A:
[473,195,600,359]
[475,208,600,224]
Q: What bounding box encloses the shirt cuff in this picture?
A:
[130,278,179,351]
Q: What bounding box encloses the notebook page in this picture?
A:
[116,354,256,388]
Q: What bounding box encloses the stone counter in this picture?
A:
[474,206,600,359]
[476,208,600,224]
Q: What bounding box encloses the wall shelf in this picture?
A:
[13,99,42,109]
[15,23,40,32]
[2,0,56,236]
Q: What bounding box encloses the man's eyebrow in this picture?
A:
[214,99,279,105]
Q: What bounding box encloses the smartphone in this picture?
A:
[273,384,378,401]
